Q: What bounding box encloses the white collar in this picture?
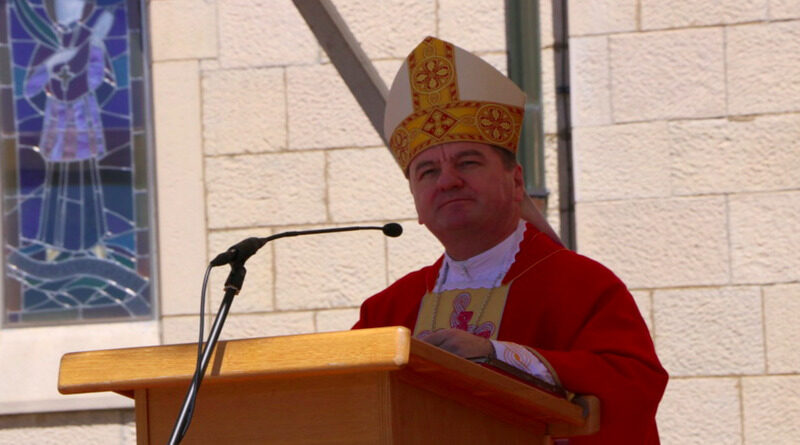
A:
[435,220,526,291]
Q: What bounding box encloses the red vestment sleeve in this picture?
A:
[500,248,667,444]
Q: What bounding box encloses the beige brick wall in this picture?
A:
[11,1,798,444]
[570,2,800,444]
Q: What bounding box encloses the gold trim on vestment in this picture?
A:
[413,284,511,340]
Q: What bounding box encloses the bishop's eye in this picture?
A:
[458,158,481,168]
[418,167,437,179]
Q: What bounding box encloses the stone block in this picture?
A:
[202,68,286,155]
[0,322,157,414]
[610,28,725,122]
[316,308,360,332]
[730,191,800,284]
[656,377,742,445]
[274,224,387,310]
[331,0,436,59]
[219,311,315,340]
[539,0,554,48]
[641,0,767,29]
[149,0,217,61]
[669,115,800,195]
[438,0,506,53]
[771,0,800,18]
[742,375,800,444]
[573,122,671,202]
[0,410,135,445]
[218,0,318,68]
[205,151,327,228]
[764,283,800,373]
[543,134,561,236]
[543,133,559,204]
[387,219,444,283]
[653,286,764,376]
[568,0,637,36]
[287,64,383,149]
[727,22,800,115]
[576,197,729,288]
[328,148,416,222]
[161,314,211,345]
[569,36,612,128]
[540,47,557,135]
[152,60,208,316]
[200,59,221,71]
[207,228,274,313]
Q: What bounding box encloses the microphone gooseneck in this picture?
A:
[171,221,404,444]
[209,223,404,268]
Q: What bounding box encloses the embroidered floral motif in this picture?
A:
[476,104,514,144]
[449,292,495,338]
[390,127,411,166]
[411,56,454,93]
[421,108,457,138]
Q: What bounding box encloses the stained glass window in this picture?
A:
[1,0,155,326]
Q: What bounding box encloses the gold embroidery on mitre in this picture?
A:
[389,100,523,171]
[476,104,516,145]
[390,127,411,167]
[408,37,459,112]
[421,108,458,138]
[388,36,523,170]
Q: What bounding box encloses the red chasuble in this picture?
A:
[353,224,668,444]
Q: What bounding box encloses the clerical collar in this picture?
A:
[435,220,526,291]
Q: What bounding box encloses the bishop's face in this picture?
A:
[407,142,523,246]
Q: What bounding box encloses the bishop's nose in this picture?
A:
[436,164,465,190]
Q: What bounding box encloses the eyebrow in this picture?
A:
[411,149,487,176]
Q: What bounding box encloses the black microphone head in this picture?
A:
[382,223,403,238]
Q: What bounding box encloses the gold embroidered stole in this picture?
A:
[413,284,511,340]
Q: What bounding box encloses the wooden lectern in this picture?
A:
[59,327,598,444]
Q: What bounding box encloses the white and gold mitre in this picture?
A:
[384,36,526,171]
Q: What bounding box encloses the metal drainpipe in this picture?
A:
[551,0,576,250]
[506,0,548,210]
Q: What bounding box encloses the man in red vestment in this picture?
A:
[353,36,667,443]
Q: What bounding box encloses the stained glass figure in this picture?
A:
[2,0,154,325]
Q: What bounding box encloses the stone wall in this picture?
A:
[568,1,800,443]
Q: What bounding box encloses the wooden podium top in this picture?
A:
[59,327,597,436]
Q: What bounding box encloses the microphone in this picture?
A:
[209,222,403,267]
[382,222,403,238]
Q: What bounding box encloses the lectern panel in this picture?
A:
[138,372,394,445]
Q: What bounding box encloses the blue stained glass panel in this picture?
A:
[105,89,129,114]
[109,8,126,36]
[105,38,126,58]
[101,112,129,129]
[99,144,131,167]
[12,67,26,95]
[14,96,37,119]
[112,56,128,88]
[2,0,155,326]
[9,8,29,40]
[11,41,34,66]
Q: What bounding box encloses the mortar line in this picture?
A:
[738,376,746,444]
[760,286,769,374]
[722,26,730,116]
